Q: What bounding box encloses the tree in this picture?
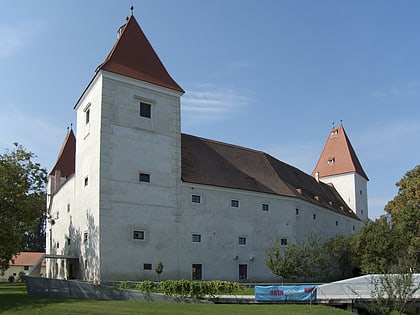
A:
[264,234,346,281]
[0,143,47,273]
[352,216,398,274]
[384,165,420,270]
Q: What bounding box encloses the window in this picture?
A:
[56,242,60,249]
[353,226,356,231]
[83,231,88,243]
[192,234,201,243]
[140,102,151,118]
[238,237,247,245]
[328,158,335,166]
[133,230,145,240]
[192,194,201,203]
[85,108,90,124]
[231,200,239,208]
[239,264,248,280]
[84,176,89,186]
[24,266,29,271]
[281,238,288,246]
[67,238,71,245]
[67,203,71,212]
[313,214,316,220]
[336,221,338,226]
[84,259,88,269]
[262,203,269,211]
[143,263,152,270]
[296,208,299,215]
[139,173,150,183]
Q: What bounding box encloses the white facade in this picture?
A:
[46,16,366,283]
[318,172,368,221]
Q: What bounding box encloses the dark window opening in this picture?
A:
[140,102,151,118]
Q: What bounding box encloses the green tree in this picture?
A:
[265,234,345,281]
[353,216,397,273]
[384,165,420,270]
[0,143,47,273]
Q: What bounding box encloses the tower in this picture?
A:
[73,15,184,281]
[312,124,369,221]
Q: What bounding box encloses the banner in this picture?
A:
[255,285,317,302]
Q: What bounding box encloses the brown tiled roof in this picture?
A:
[181,133,360,220]
[97,15,184,93]
[10,252,46,267]
[312,125,368,180]
[49,129,76,177]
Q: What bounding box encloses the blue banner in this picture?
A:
[255,285,317,302]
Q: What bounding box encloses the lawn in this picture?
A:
[0,283,353,315]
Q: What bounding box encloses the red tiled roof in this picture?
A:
[97,15,184,93]
[182,133,360,220]
[10,252,46,267]
[312,125,368,180]
[49,129,76,177]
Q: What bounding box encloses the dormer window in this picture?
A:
[327,158,335,166]
[331,129,338,137]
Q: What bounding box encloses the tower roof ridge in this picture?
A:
[97,15,184,93]
[312,125,368,180]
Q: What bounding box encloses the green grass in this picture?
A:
[0,283,353,315]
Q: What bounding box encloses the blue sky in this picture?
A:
[1,1,419,220]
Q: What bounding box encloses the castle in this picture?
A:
[46,15,368,282]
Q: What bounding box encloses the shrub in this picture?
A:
[8,275,15,283]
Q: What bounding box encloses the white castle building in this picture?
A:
[46,15,368,282]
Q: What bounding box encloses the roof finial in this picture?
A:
[130,5,134,16]
[70,123,73,130]
[340,119,343,126]
[332,121,335,128]
[67,126,69,132]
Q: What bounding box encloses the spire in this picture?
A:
[312,125,368,180]
[49,129,76,177]
[97,15,184,93]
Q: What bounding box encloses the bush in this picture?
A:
[136,280,241,300]
[119,280,133,289]
[8,275,15,283]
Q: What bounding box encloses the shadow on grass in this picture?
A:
[0,283,83,313]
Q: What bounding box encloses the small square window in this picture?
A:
[83,231,88,243]
[231,200,239,208]
[84,176,89,186]
[281,238,288,246]
[139,173,150,183]
[140,102,151,118]
[133,230,145,240]
[238,237,247,245]
[262,204,269,211]
[192,194,201,203]
[192,234,201,243]
[24,266,29,271]
[143,263,152,270]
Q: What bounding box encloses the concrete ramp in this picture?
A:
[317,274,420,302]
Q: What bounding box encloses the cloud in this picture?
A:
[0,103,65,169]
[370,81,420,100]
[0,20,46,58]
[355,120,420,160]
[181,84,251,124]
